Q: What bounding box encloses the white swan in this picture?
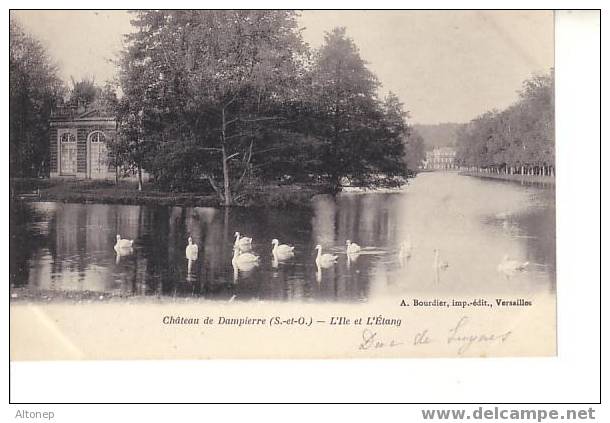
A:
[398,238,412,260]
[233,260,258,274]
[497,255,529,273]
[433,249,449,271]
[232,247,259,271]
[346,240,361,255]
[115,234,133,249]
[272,239,295,258]
[315,245,338,268]
[234,232,253,250]
[185,236,199,260]
[114,244,133,264]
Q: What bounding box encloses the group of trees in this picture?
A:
[9,19,64,177]
[455,71,555,176]
[114,11,421,204]
[9,11,426,204]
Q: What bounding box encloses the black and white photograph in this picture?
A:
[9,9,559,361]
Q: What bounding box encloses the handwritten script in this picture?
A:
[358,329,404,350]
[357,316,512,355]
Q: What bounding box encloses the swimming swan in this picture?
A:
[115,234,133,249]
[346,240,361,255]
[232,247,259,267]
[272,239,295,258]
[114,244,133,264]
[185,237,199,260]
[234,232,253,249]
[315,245,338,268]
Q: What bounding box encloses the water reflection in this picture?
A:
[10,173,555,302]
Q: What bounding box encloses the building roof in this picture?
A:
[50,105,115,122]
[49,106,116,128]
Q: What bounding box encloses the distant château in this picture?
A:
[424,147,457,170]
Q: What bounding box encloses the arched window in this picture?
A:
[60,133,76,143]
[89,131,106,143]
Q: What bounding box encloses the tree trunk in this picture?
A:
[331,174,342,194]
[222,144,231,206]
[137,165,143,191]
[221,107,231,207]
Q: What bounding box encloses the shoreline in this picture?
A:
[458,171,555,186]
[10,178,331,209]
[9,176,418,208]
[10,172,554,210]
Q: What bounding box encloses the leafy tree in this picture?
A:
[119,10,308,204]
[377,92,413,179]
[455,70,554,176]
[111,95,152,190]
[96,82,120,113]
[305,28,408,189]
[69,76,99,108]
[404,129,425,173]
[117,16,416,198]
[9,17,64,177]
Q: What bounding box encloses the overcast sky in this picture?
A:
[11,10,554,124]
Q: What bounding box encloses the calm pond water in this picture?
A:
[10,173,555,303]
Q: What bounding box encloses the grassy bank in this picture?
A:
[459,171,555,186]
[9,178,331,208]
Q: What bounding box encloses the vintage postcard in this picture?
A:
[9,10,556,360]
